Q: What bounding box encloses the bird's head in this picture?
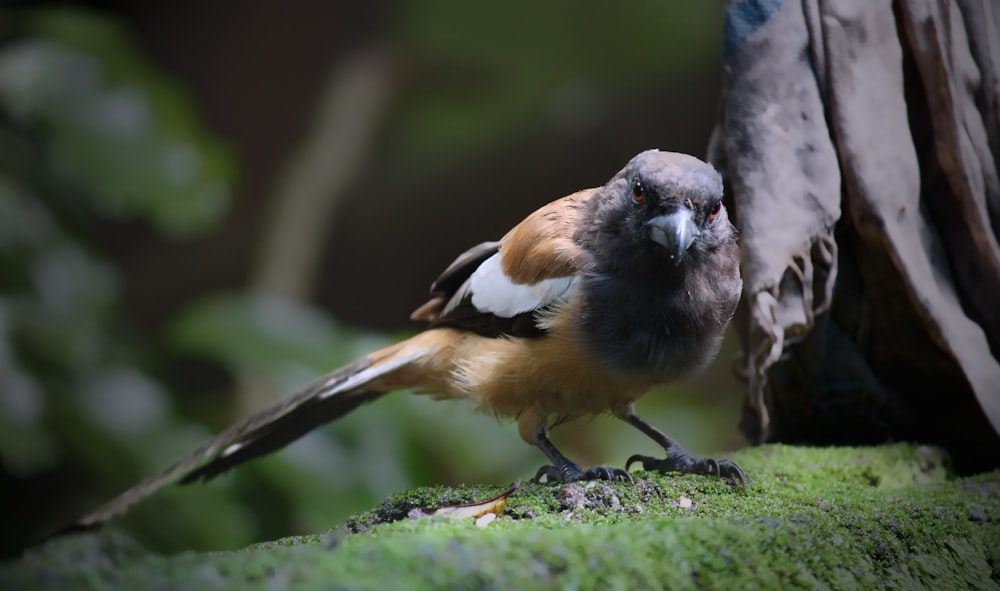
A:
[584,149,734,272]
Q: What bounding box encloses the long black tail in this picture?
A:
[70,347,426,530]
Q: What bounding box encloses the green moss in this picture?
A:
[3,444,998,590]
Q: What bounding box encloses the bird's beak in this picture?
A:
[648,210,698,264]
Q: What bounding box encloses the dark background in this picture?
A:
[0,1,743,555]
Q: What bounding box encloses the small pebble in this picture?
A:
[679,496,693,509]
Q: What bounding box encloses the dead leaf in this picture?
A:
[474,513,497,528]
[408,480,520,521]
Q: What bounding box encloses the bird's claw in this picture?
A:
[532,464,568,484]
[583,465,634,483]
[532,464,634,484]
[625,452,747,486]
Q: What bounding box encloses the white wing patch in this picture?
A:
[444,252,576,317]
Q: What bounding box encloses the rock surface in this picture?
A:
[3,444,998,590]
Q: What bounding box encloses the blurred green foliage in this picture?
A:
[1,9,233,235]
[0,7,238,553]
[0,3,735,557]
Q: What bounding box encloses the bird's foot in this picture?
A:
[625,451,747,486]
[532,463,634,484]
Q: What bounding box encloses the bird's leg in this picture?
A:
[531,429,633,484]
[618,407,747,486]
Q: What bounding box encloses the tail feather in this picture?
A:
[71,347,428,530]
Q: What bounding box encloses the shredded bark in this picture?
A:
[710,0,1000,472]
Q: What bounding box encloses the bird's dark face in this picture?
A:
[583,150,734,274]
[576,150,742,381]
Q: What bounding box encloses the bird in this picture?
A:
[73,149,745,529]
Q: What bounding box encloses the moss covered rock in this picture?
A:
[3,444,998,590]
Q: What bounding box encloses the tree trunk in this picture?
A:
[709,0,1000,473]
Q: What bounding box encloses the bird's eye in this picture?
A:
[632,178,646,204]
[707,200,722,221]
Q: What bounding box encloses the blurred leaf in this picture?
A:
[78,368,169,438]
[15,243,118,371]
[0,8,235,236]
[166,291,388,375]
[0,359,56,477]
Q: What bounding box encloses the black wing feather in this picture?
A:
[421,240,556,338]
[428,240,499,297]
[432,292,547,338]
